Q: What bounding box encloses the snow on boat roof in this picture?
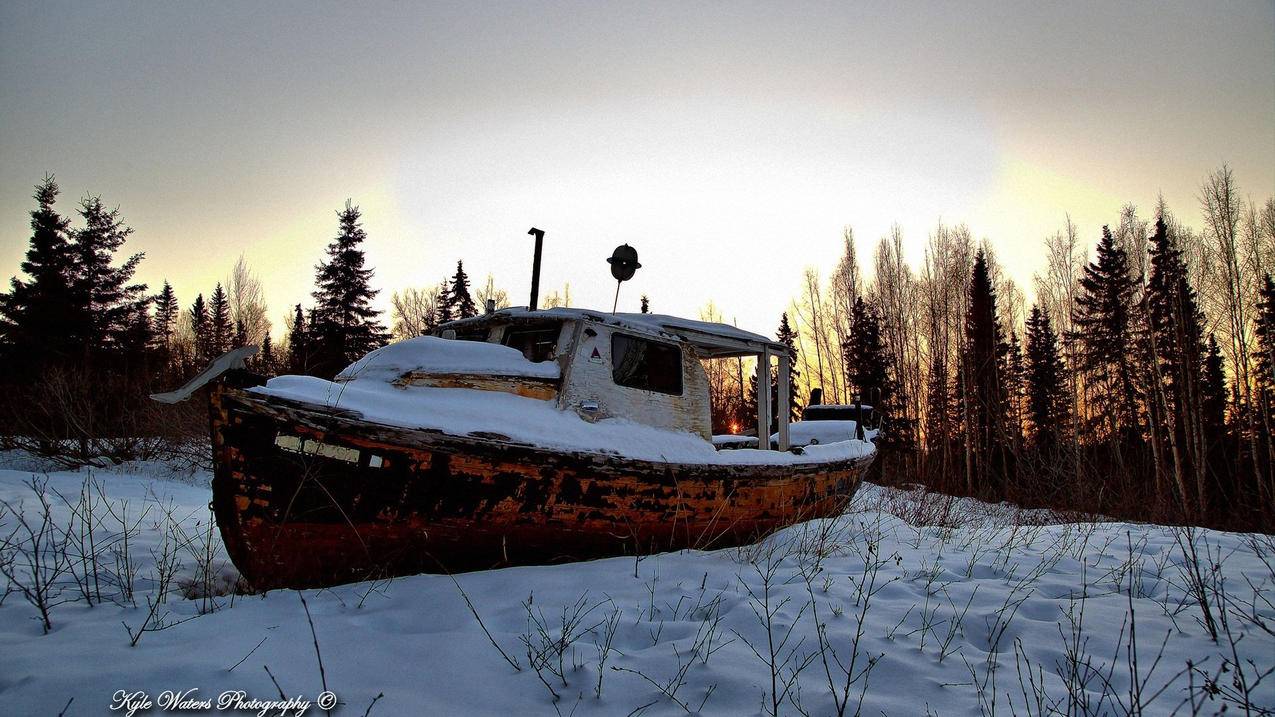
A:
[335,336,559,383]
[444,307,785,358]
[250,374,874,466]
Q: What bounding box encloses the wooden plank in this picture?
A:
[777,352,791,451]
[756,348,771,449]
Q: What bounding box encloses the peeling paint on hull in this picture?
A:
[210,385,871,589]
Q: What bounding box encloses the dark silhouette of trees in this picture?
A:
[208,283,231,357]
[1144,216,1210,515]
[1072,226,1141,441]
[448,260,477,320]
[433,278,453,327]
[189,294,208,363]
[309,200,387,378]
[287,304,308,374]
[69,195,147,360]
[962,249,1007,494]
[153,282,178,351]
[1024,305,1068,451]
[774,312,801,424]
[844,297,893,410]
[0,176,77,375]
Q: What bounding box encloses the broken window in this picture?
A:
[611,333,683,395]
[502,324,561,363]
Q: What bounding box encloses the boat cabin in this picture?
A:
[426,307,797,450]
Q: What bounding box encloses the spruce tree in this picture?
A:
[449,260,477,319]
[208,283,231,356]
[774,312,801,423]
[1146,216,1209,510]
[1201,335,1231,506]
[153,281,179,350]
[288,304,308,374]
[189,294,209,362]
[1025,305,1068,450]
[844,297,893,410]
[1004,330,1025,447]
[0,175,77,372]
[310,200,388,377]
[924,351,954,456]
[433,278,453,326]
[1255,275,1275,415]
[259,331,276,375]
[70,195,146,359]
[1071,226,1141,439]
[151,281,180,378]
[963,249,1007,491]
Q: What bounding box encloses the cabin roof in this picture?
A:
[443,307,784,358]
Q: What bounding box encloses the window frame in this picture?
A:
[610,332,684,396]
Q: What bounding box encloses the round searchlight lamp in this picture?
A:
[607,244,641,312]
[607,244,641,281]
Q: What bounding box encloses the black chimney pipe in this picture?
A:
[527,227,544,311]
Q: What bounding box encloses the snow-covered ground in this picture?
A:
[1,458,1271,716]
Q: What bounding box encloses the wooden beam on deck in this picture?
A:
[777,352,791,451]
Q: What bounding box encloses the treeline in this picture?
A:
[0,175,540,464]
[736,165,1273,531]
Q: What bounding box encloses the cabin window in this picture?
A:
[453,326,490,342]
[611,333,683,395]
[503,324,560,363]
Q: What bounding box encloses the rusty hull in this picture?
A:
[210,385,870,590]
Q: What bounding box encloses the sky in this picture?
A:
[2,1,1273,338]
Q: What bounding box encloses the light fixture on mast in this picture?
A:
[607,244,641,313]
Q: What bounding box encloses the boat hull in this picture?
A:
[210,385,871,589]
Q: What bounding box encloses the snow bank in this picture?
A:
[336,336,560,382]
[2,463,1271,717]
[252,374,873,466]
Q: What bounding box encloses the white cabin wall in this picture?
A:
[560,322,712,440]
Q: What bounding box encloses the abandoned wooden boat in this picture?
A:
[158,307,876,589]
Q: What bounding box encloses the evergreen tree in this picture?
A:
[151,281,180,378]
[1202,335,1228,439]
[233,319,248,349]
[774,312,801,423]
[1201,335,1231,508]
[0,175,77,372]
[153,281,179,350]
[924,351,954,455]
[449,260,477,319]
[433,278,453,327]
[1071,226,1141,439]
[1025,305,1068,450]
[189,294,209,362]
[69,195,146,358]
[963,249,1007,491]
[1004,330,1026,447]
[121,300,153,376]
[1255,275,1275,414]
[844,297,893,410]
[208,283,231,356]
[288,304,308,374]
[259,331,276,375]
[640,295,650,314]
[310,201,388,377]
[1145,216,1209,509]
